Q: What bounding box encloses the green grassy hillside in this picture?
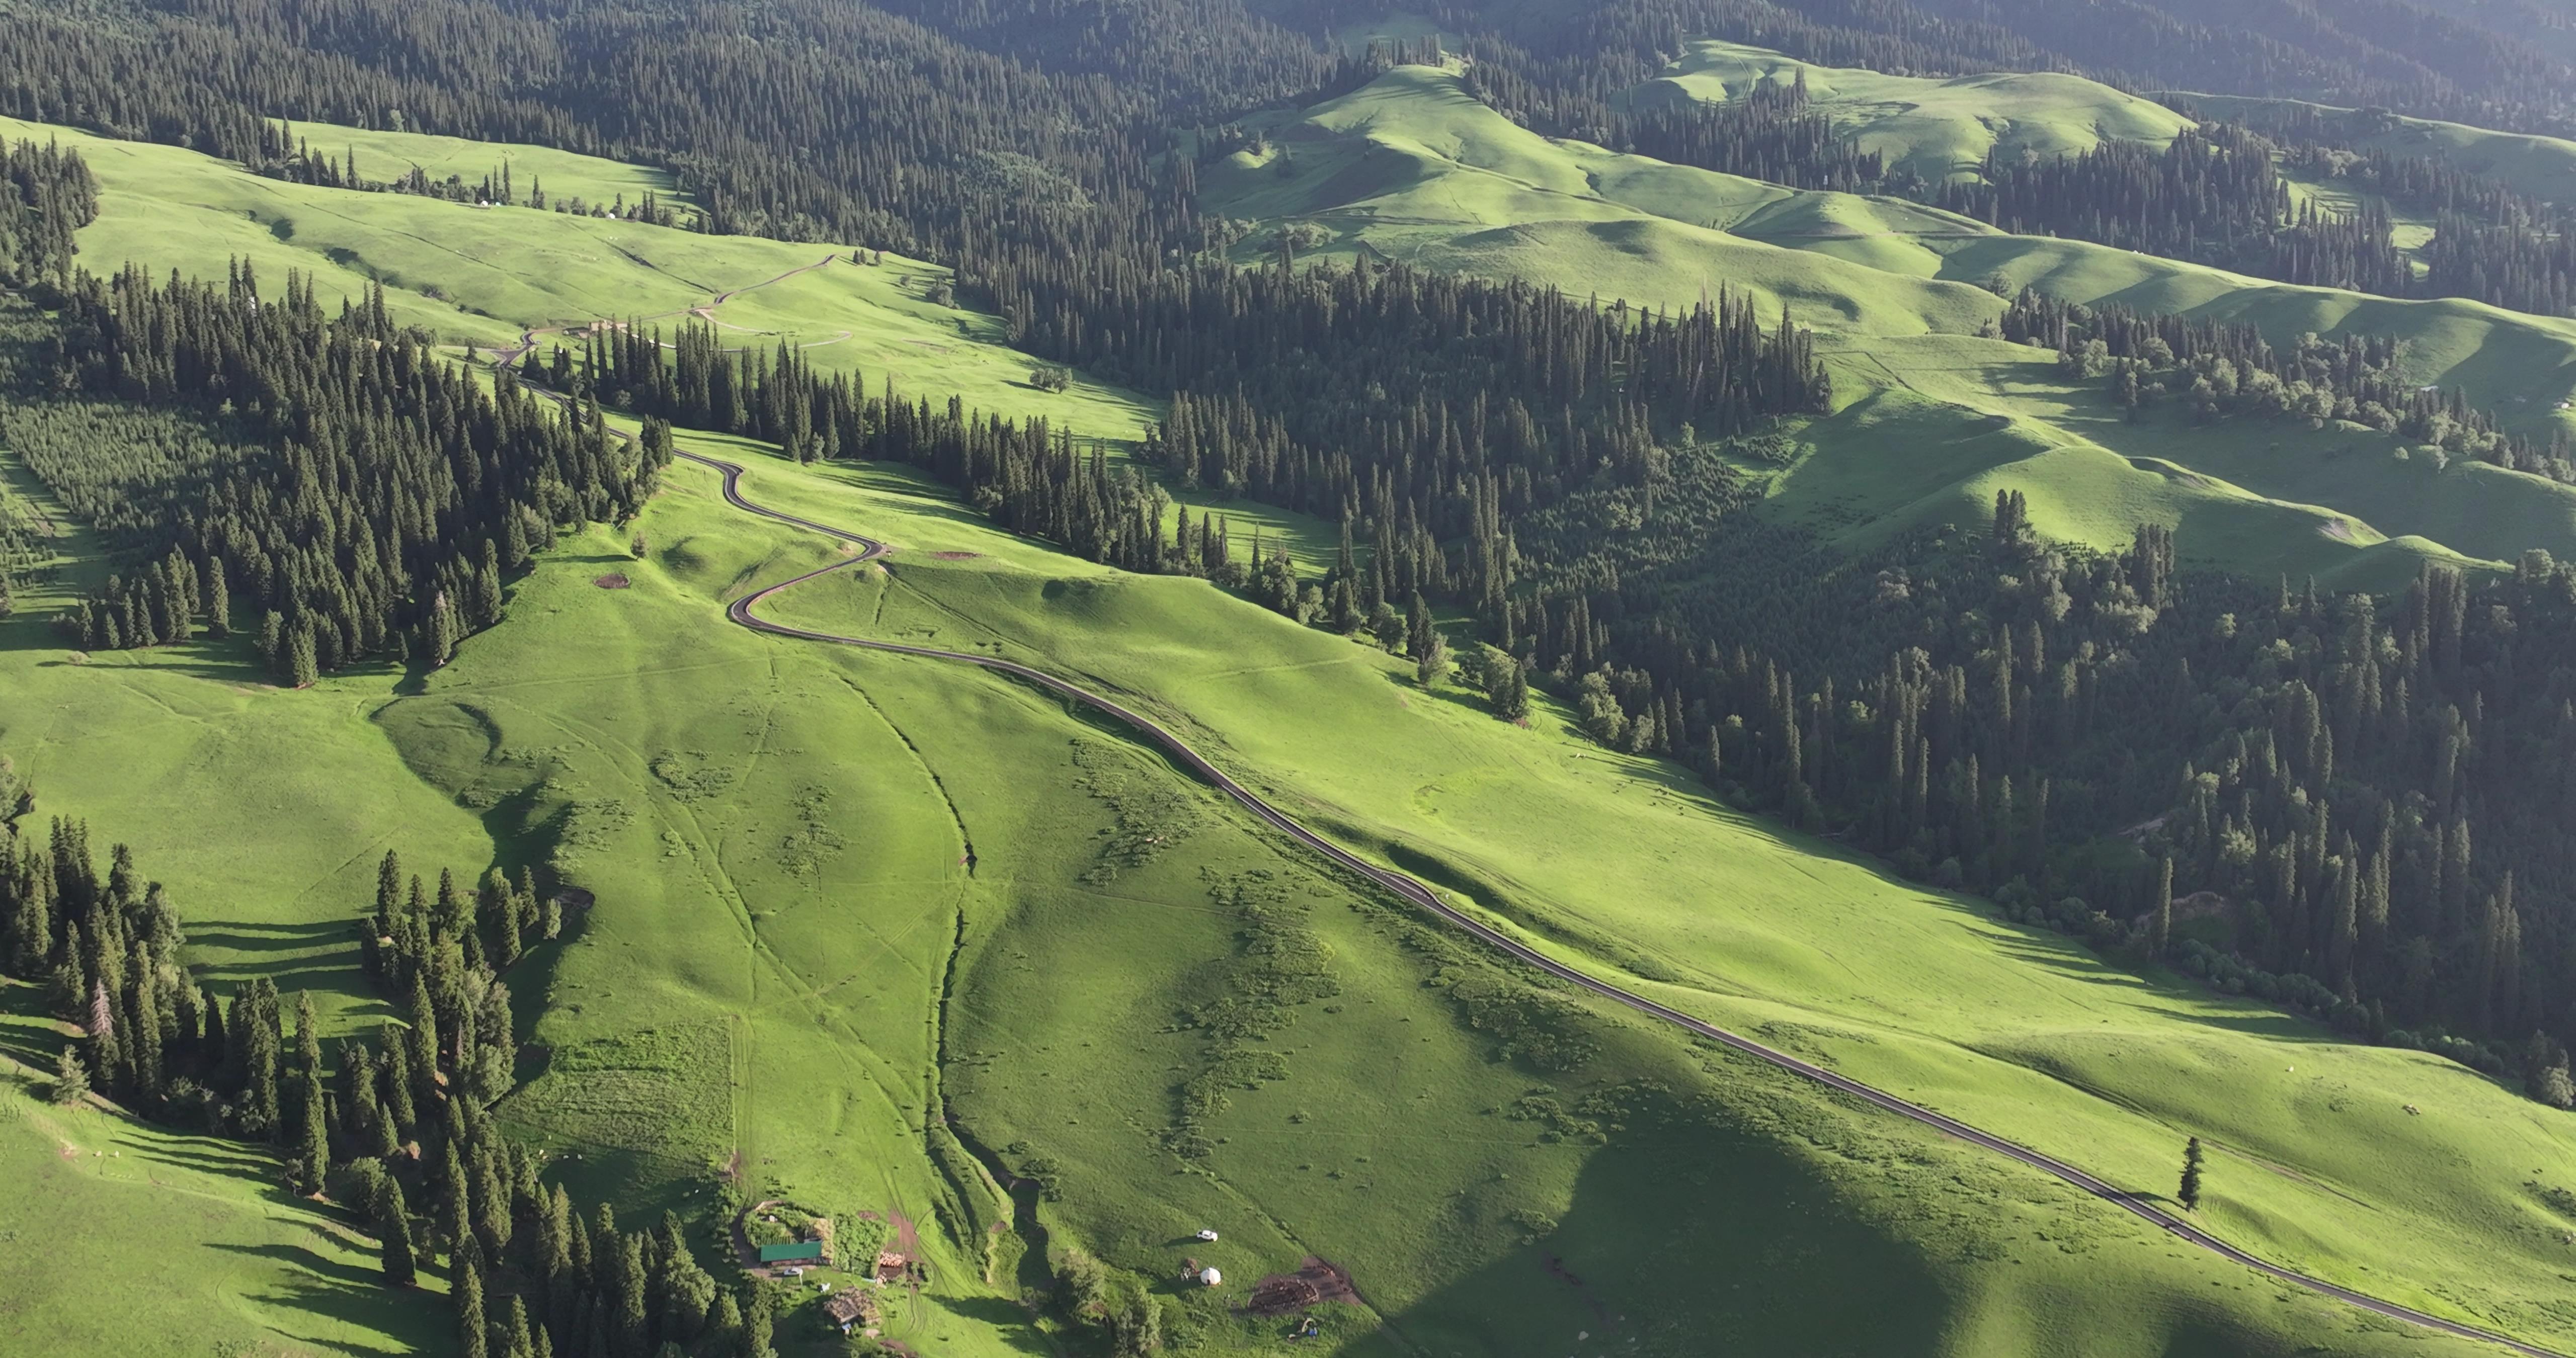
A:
[0,116,1154,437]
[1202,64,2576,591]
[4,113,1350,576]
[1632,40,2193,181]
[0,996,453,1356]
[2174,93,2576,207]
[1203,65,2004,335]
[744,440,2576,1352]
[11,107,2576,1358]
[4,419,2532,1356]
[274,117,700,214]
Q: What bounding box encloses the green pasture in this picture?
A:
[0,115,1156,439]
[3,111,1352,572]
[267,117,695,214]
[8,99,2576,1358]
[0,403,2541,1355]
[729,439,2576,1352]
[1202,65,2005,334]
[1634,40,2192,181]
[2177,93,2576,207]
[0,992,454,1356]
[1200,66,2576,588]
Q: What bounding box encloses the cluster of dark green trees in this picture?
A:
[1933,127,2406,296]
[1416,0,2576,148]
[0,0,1307,262]
[1493,454,2576,1097]
[0,137,94,290]
[1993,288,2565,479]
[0,770,777,1358]
[347,852,773,1358]
[252,121,686,224]
[0,804,299,1137]
[538,319,1188,574]
[976,253,1827,629]
[1946,112,2576,315]
[21,244,666,680]
[1926,103,2576,318]
[1592,72,1900,195]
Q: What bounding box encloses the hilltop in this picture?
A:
[1201,61,2576,590]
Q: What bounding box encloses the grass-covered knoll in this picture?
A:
[1200,65,2576,588]
[11,409,2507,1357]
[1791,332,2570,591]
[0,115,1156,439]
[1632,40,2192,181]
[1201,65,2004,334]
[272,117,698,215]
[4,101,2571,1357]
[0,448,1055,1351]
[5,112,1361,578]
[0,993,452,1356]
[729,440,2576,1352]
[2176,93,2576,208]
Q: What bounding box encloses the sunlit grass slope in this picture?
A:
[0,998,452,1357]
[738,440,2576,1353]
[0,453,1066,1353]
[8,107,2576,1357]
[1202,65,2004,334]
[272,116,699,214]
[1634,39,2192,181]
[4,111,1349,574]
[9,410,2507,1357]
[0,115,1155,438]
[1204,65,2576,588]
[2176,92,2576,207]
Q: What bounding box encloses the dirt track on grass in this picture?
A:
[669,445,2564,1358]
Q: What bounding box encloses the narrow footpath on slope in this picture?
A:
[669,445,2561,1358]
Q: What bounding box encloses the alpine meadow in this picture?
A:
[10,3,2576,1357]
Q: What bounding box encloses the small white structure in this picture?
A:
[1195,1229,1220,1242]
[1198,1266,1223,1288]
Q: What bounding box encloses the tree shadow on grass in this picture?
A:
[0,978,76,1069]
[194,959,378,1000]
[1377,664,1514,721]
[208,1243,445,1357]
[1372,1123,1951,1358]
[186,917,358,955]
[132,1141,283,1182]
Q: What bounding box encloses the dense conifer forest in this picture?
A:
[6,251,667,683]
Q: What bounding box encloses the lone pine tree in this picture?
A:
[50,1043,88,1105]
[2180,1137,2207,1212]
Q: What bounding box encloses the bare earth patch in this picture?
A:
[594,572,631,589]
[1247,1256,1362,1317]
[929,550,982,560]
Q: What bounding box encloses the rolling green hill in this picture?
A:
[1201,62,2576,592]
[4,417,2548,1356]
[9,93,2576,1358]
[2,113,1354,577]
[1630,39,2194,182]
[743,441,2576,1353]
[2173,93,2576,208]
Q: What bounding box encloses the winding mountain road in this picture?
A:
[676,444,2558,1357]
